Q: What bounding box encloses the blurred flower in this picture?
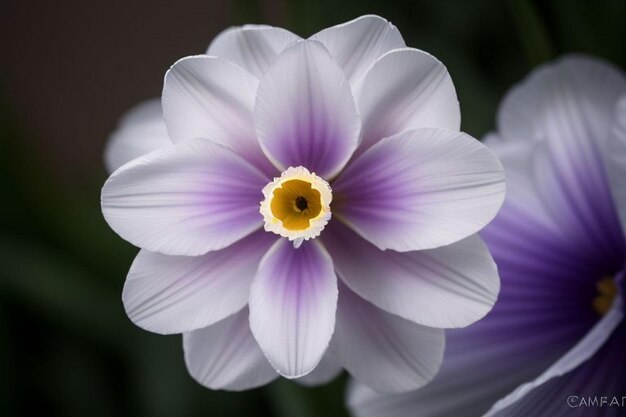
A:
[101,15,505,392]
[348,55,626,416]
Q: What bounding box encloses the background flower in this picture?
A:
[2,2,626,416]
[348,55,626,417]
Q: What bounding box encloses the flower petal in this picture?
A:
[123,230,275,335]
[484,293,623,416]
[355,48,460,154]
[333,282,444,393]
[295,353,343,386]
[323,221,499,328]
[254,40,360,179]
[183,308,278,391]
[486,322,626,417]
[249,238,337,378]
[333,128,505,251]
[309,15,405,85]
[162,55,275,175]
[101,138,267,256]
[483,135,557,231]
[494,56,626,260]
[104,99,172,173]
[207,25,300,78]
[607,96,626,235]
[497,54,626,142]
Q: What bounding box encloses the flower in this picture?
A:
[101,15,505,392]
[348,55,626,416]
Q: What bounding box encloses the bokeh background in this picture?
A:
[1,0,624,416]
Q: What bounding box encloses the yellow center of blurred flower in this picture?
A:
[270,180,323,231]
[260,166,332,246]
[592,276,618,316]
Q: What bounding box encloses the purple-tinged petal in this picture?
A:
[101,138,267,256]
[497,54,626,143]
[348,201,604,416]
[255,40,360,179]
[123,230,275,335]
[495,55,626,264]
[355,48,460,155]
[333,282,444,393]
[533,141,626,272]
[162,55,275,176]
[104,99,172,174]
[183,308,278,391]
[333,128,505,251]
[486,322,626,417]
[323,221,499,328]
[295,352,342,386]
[485,293,623,416]
[207,25,300,78]
[249,238,337,378]
[607,97,626,236]
[483,135,558,232]
[309,15,405,86]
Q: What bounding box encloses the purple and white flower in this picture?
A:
[101,15,505,392]
[348,55,626,416]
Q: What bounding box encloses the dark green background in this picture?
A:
[1,0,624,416]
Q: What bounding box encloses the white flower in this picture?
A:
[101,15,505,392]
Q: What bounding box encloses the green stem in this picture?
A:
[508,0,554,67]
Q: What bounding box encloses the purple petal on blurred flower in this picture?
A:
[485,289,623,416]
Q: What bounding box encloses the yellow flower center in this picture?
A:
[260,166,332,246]
[592,276,618,316]
[270,179,323,231]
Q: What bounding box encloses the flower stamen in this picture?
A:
[260,166,332,245]
[592,276,618,316]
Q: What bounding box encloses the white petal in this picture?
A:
[356,48,460,154]
[333,128,505,251]
[607,96,626,234]
[324,222,499,328]
[104,99,172,173]
[484,293,624,417]
[333,282,445,393]
[254,40,361,179]
[249,238,337,378]
[483,135,558,231]
[162,55,274,175]
[310,15,405,85]
[183,308,278,391]
[123,230,275,335]
[497,54,626,142]
[101,138,267,256]
[295,353,343,386]
[208,25,300,78]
